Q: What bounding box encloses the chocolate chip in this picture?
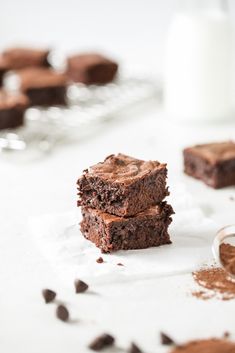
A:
[96,257,104,263]
[42,289,56,303]
[56,305,69,322]
[128,342,143,353]
[224,331,230,338]
[160,332,175,345]
[88,333,115,351]
[74,279,89,293]
[117,263,124,266]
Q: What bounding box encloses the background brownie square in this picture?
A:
[184,141,235,188]
[2,47,51,70]
[17,67,68,106]
[67,53,118,84]
[0,90,29,130]
[77,153,169,217]
[80,202,173,253]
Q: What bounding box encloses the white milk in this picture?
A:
[164,10,234,122]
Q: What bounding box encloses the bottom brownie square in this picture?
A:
[80,202,174,253]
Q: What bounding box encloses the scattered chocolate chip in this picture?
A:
[160,332,175,345]
[56,305,69,322]
[96,257,104,263]
[88,333,115,351]
[128,342,143,353]
[224,331,230,338]
[42,289,56,303]
[74,279,89,293]
[117,263,124,266]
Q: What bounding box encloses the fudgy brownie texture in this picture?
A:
[77,154,169,217]
[2,47,50,70]
[67,53,118,85]
[16,67,67,106]
[184,141,235,188]
[0,90,29,130]
[80,202,173,253]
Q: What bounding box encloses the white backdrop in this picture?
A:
[1,0,235,74]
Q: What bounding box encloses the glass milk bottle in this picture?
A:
[164,0,234,123]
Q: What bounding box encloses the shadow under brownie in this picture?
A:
[77,153,169,217]
[80,202,173,253]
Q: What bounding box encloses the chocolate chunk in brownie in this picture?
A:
[0,90,29,130]
[16,67,67,106]
[183,141,235,188]
[67,53,118,85]
[2,47,51,70]
[77,154,169,217]
[80,202,173,253]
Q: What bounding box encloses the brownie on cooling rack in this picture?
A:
[67,53,118,85]
[16,67,68,106]
[0,90,29,130]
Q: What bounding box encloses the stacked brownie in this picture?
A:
[77,153,173,253]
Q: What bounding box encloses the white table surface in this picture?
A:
[1,99,235,353]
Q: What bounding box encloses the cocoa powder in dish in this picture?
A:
[169,338,235,353]
[220,243,235,275]
[192,267,235,300]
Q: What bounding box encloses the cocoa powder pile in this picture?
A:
[191,243,235,300]
[169,338,235,353]
[192,267,235,300]
[220,243,235,275]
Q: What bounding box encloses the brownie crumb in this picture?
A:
[74,279,89,293]
[117,263,124,266]
[160,332,175,345]
[42,289,56,303]
[96,257,104,264]
[88,333,115,351]
[128,342,143,353]
[224,331,230,338]
[56,305,69,322]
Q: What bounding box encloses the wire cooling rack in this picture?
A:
[0,75,161,158]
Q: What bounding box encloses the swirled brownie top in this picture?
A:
[184,141,235,164]
[0,90,29,110]
[88,153,166,185]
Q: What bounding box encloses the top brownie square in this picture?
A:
[184,141,235,188]
[77,153,169,217]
